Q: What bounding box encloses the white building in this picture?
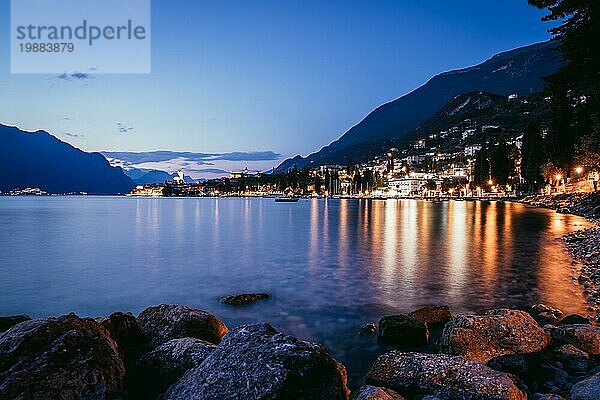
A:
[388,178,426,197]
[464,144,482,157]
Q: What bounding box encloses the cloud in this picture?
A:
[101,150,281,164]
[57,71,94,80]
[117,123,134,133]
[63,132,84,138]
[186,168,230,174]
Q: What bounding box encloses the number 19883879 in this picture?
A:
[19,43,74,52]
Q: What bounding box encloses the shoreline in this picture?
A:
[1,303,599,399]
[519,192,600,322]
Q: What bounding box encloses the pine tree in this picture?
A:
[521,121,545,189]
[530,1,600,173]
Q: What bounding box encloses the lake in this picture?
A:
[0,196,591,385]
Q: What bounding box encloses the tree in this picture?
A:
[544,92,575,170]
[540,162,562,184]
[491,142,513,186]
[575,132,600,172]
[473,148,490,186]
[530,1,600,173]
[314,175,323,194]
[521,121,545,189]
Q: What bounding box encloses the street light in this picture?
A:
[488,179,493,185]
[575,167,583,175]
[556,174,562,181]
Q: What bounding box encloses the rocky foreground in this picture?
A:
[520,192,600,320]
[1,304,600,399]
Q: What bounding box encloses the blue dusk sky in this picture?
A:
[0,0,553,177]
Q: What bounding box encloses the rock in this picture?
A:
[220,293,271,306]
[360,323,377,335]
[438,309,550,363]
[378,315,429,346]
[407,306,452,325]
[557,315,590,325]
[137,304,227,348]
[569,371,600,400]
[552,344,590,375]
[96,311,147,365]
[130,337,216,399]
[164,323,350,400]
[366,351,527,400]
[351,385,405,400]
[549,324,600,355]
[0,315,31,332]
[531,304,564,326]
[533,394,564,400]
[0,313,125,399]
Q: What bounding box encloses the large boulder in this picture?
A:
[164,323,350,400]
[0,313,125,399]
[569,371,600,400]
[366,351,527,400]
[130,337,216,399]
[548,325,600,355]
[408,306,452,325]
[351,385,405,400]
[137,304,227,348]
[0,315,31,332]
[378,315,429,346]
[438,309,550,363]
[96,311,147,365]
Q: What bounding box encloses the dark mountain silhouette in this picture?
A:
[277,41,562,171]
[0,124,135,194]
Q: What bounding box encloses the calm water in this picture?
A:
[0,196,591,385]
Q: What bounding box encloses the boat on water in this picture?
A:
[275,197,299,203]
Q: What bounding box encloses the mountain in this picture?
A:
[407,90,551,149]
[123,168,197,185]
[277,41,562,171]
[0,124,135,194]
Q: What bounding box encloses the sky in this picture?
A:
[0,0,554,178]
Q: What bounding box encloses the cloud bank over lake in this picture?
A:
[102,150,282,179]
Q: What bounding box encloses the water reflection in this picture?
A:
[0,197,591,387]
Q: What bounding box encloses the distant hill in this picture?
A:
[0,124,135,194]
[123,168,197,185]
[277,41,562,171]
[406,91,551,150]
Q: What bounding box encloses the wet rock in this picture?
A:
[378,315,429,346]
[0,313,125,399]
[438,309,550,363]
[557,315,590,325]
[549,324,600,355]
[552,344,590,375]
[569,371,600,400]
[0,315,31,332]
[360,323,377,335]
[351,385,405,400]
[220,293,271,306]
[408,306,452,325]
[96,311,147,365]
[533,394,564,400]
[130,337,216,399]
[531,304,564,326]
[164,323,350,400]
[366,351,527,400]
[137,304,227,348]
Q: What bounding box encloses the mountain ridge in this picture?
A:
[277,41,562,171]
[0,124,135,194]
